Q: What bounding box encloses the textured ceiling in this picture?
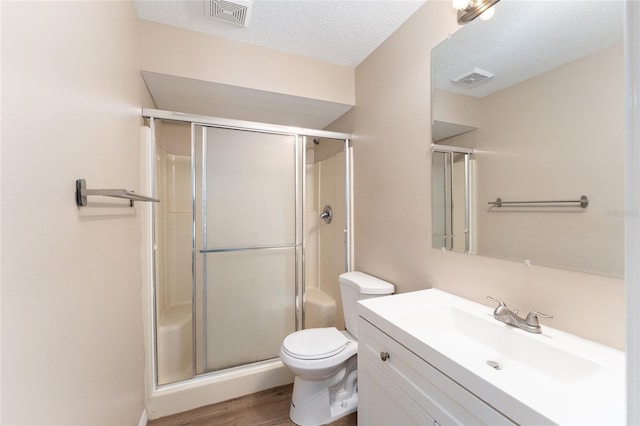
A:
[136,0,426,128]
[134,0,427,67]
[432,0,624,98]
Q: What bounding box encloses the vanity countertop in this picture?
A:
[358,289,626,425]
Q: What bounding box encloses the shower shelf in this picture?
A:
[75,178,160,207]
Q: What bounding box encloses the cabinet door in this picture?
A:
[358,317,514,426]
[359,356,434,426]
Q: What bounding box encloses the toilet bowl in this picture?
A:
[280,327,357,379]
[280,271,394,426]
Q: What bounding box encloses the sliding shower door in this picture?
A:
[432,149,472,253]
[193,125,301,374]
[432,151,454,251]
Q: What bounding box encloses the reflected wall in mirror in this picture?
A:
[431,0,624,277]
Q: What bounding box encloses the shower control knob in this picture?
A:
[380,351,390,362]
[320,205,333,224]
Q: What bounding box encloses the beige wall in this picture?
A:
[329,0,458,293]
[139,20,355,106]
[1,1,150,424]
[329,1,625,349]
[475,44,624,277]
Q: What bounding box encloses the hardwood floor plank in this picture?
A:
[148,384,357,426]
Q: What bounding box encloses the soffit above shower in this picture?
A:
[142,71,354,129]
[133,0,427,67]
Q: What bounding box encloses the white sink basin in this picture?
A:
[406,307,600,387]
[358,289,625,425]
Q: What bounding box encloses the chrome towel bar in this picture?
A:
[75,178,159,207]
[488,195,589,208]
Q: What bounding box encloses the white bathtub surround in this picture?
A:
[152,138,194,385]
[156,303,192,385]
[304,287,337,329]
[306,142,350,330]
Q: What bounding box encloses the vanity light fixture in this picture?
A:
[479,4,496,20]
[454,0,500,24]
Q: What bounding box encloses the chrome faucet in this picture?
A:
[487,296,553,334]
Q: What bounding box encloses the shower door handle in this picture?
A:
[199,244,300,254]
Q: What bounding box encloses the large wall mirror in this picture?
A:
[431,0,624,278]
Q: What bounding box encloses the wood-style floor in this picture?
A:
[148,384,358,426]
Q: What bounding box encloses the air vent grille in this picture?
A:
[206,0,252,27]
[451,68,494,87]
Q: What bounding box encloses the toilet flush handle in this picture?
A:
[380,351,390,362]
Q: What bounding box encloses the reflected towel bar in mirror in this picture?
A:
[75,178,160,207]
[488,195,589,208]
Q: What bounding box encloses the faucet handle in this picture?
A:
[487,296,509,315]
[525,311,553,327]
[487,296,507,308]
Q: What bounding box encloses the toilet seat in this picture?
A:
[282,327,348,360]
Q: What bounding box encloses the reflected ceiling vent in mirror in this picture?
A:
[451,68,494,87]
[205,0,252,27]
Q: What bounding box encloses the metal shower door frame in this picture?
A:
[144,108,352,385]
[432,144,473,254]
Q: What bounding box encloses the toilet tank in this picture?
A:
[339,271,394,338]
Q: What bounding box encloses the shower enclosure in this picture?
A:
[144,110,352,401]
[431,145,474,253]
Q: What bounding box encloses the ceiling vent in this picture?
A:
[451,68,494,87]
[205,0,252,27]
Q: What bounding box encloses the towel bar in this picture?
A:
[488,195,588,208]
[75,179,159,207]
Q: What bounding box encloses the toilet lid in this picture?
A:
[282,327,349,360]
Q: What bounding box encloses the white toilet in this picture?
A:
[279,271,395,426]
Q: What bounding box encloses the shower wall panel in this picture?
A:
[305,157,320,290]
[155,122,194,386]
[166,154,192,306]
[318,151,346,329]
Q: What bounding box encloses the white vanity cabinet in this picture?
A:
[358,316,515,426]
[356,289,626,425]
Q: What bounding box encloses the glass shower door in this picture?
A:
[193,125,301,374]
[431,149,472,253]
[432,151,454,251]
